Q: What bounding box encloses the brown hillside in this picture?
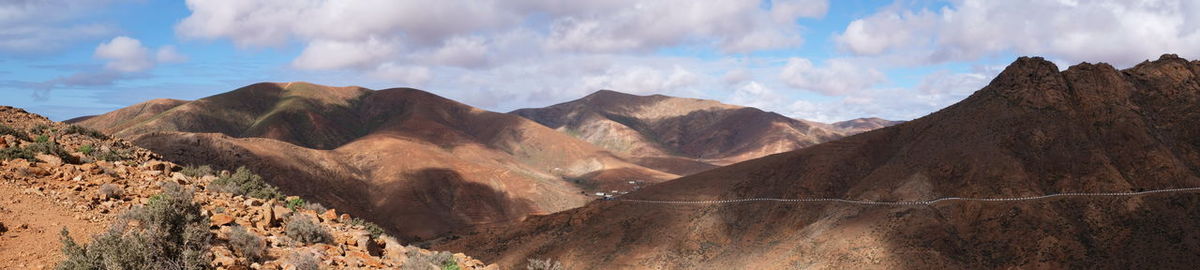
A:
[76,82,676,241]
[441,55,1200,269]
[511,90,859,175]
[0,106,496,269]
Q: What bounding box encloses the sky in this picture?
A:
[1,0,1199,122]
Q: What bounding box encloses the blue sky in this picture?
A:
[2,0,1198,122]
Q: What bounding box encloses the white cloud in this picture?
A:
[94,36,188,73]
[95,36,154,73]
[779,58,886,96]
[729,81,787,109]
[177,0,828,72]
[581,65,699,95]
[835,0,1200,66]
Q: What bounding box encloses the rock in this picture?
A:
[273,205,293,222]
[381,236,408,263]
[346,250,384,268]
[211,213,235,227]
[244,198,262,207]
[320,209,337,223]
[0,136,6,148]
[34,154,63,166]
[339,214,351,222]
[260,203,277,228]
[213,254,237,268]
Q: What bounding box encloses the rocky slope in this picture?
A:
[511,91,892,175]
[0,106,495,269]
[441,55,1200,269]
[73,82,677,241]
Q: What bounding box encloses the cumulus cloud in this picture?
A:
[835,0,1200,66]
[156,45,189,63]
[779,58,886,96]
[95,36,154,72]
[580,65,699,95]
[176,0,828,77]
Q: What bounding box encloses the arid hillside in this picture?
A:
[442,55,1200,269]
[512,91,895,175]
[0,106,495,269]
[74,82,677,241]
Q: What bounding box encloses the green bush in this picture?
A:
[181,165,214,178]
[285,216,331,244]
[63,125,108,139]
[0,124,29,141]
[58,182,212,270]
[35,134,48,143]
[228,226,266,262]
[286,197,307,211]
[30,124,53,135]
[210,166,283,200]
[349,218,385,239]
[0,146,34,161]
[526,258,565,270]
[77,144,94,155]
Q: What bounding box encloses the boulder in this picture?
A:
[320,209,338,223]
[211,213,235,227]
[34,154,62,166]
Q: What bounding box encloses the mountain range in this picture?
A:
[437,55,1200,269]
[71,82,887,241]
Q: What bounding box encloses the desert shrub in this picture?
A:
[287,251,321,270]
[285,216,331,244]
[30,124,53,135]
[303,202,327,213]
[77,144,94,155]
[99,183,123,199]
[0,124,29,141]
[402,249,458,270]
[63,125,108,139]
[211,166,283,200]
[90,148,132,162]
[35,134,49,143]
[181,165,214,178]
[58,182,211,270]
[228,226,266,262]
[0,146,34,161]
[349,218,385,239]
[526,258,565,270]
[286,197,307,211]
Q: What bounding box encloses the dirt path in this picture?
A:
[0,181,105,270]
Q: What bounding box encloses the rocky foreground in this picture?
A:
[0,105,495,269]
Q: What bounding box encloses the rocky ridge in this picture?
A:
[0,106,494,269]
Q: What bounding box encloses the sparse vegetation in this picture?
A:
[58,182,211,270]
[287,251,321,270]
[99,183,123,199]
[35,134,48,143]
[286,197,308,211]
[229,226,266,262]
[181,165,214,178]
[77,144,94,155]
[210,166,283,200]
[1,141,74,163]
[349,218,385,239]
[402,248,459,270]
[304,202,327,213]
[526,258,565,270]
[63,125,108,139]
[285,216,331,244]
[30,124,53,135]
[0,123,29,141]
[90,148,132,162]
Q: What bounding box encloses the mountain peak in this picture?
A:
[980,56,1071,109]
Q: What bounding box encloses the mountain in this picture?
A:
[830,117,903,135]
[74,82,677,241]
[511,90,855,175]
[440,55,1200,269]
[0,106,494,269]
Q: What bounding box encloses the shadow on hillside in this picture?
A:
[374,168,537,242]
